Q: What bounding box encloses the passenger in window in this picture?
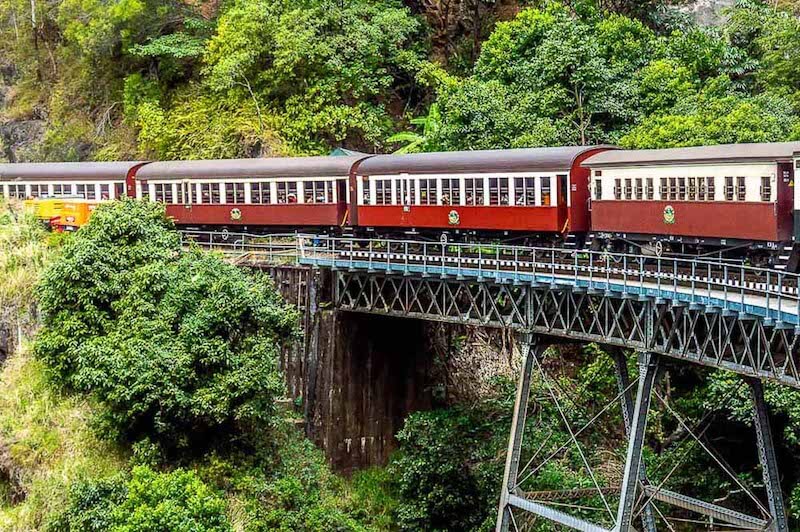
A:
[501,194,509,205]
[288,193,298,204]
[516,195,525,205]
[466,193,474,205]
[441,194,450,205]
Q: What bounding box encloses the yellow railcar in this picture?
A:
[22,197,100,231]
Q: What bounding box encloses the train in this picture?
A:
[1,141,800,270]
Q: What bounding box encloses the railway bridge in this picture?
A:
[185,231,800,532]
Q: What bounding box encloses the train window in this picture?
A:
[420,179,437,205]
[724,176,734,201]
[52,184,68,197]
[678,178,686,200]
[100,184,110,200]
[115,183,125,199]
[442,178,460,205]
[465,178,483,206]
[277,182,298,204]
[698,178,706,200]
[86,185,97,200]
[659,178,667,200]
[761,176,772,202]
[176,184,184,204]
[736,176,746,201]
[201,183,220,204]
[374,180,390,205]
[668,178,677,200]
[8,184,25,199]
[623,179,632,200]
[154,183,173,203]
[361,177,370,205]
[30,184,46,198]
[687,178,696,200]
[225,183,245,204]
[541,176,552,205]
[634,178,643,200]
[251,182,271,204]
[76,184,87,199]
[707,177,715,200]
[305,181,330,204]
[645,178,654,200]
[594,179,602,201]
[613,178,621,200]
[489,178,509,205]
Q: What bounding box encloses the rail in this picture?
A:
[180,230,800,326]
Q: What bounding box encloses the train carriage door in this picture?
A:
[558,174,569,231]
[182,179,192,208]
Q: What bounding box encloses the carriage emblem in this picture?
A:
[663,205,675,225]
[448,210,460,225]
[230,208,242,221]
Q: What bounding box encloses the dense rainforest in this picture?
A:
[2,0,800,161]
[4,0,800,530]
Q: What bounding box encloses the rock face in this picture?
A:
[0,120,46,163]
[679,0,735,26]
[268,265,524,471]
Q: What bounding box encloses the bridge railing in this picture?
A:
[179,230,304,264]
[298,235,800,325]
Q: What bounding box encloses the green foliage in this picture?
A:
[53,466,232,532]
[202,0,426,153]
[34,200,297,450]
[620,89,800,148]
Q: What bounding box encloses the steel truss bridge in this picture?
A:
[183,230,800,531]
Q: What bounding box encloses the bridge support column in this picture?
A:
[615,352,661,532]
[748,377,788,532]
[611,350,658,532]
[496,335,548,532]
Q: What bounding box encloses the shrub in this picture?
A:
[34,200,297,450]
[52,466,232,532]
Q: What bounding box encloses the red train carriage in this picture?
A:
[584,142,800,268]
[352,146,611,242]
[0,161,142,201]
[135,156,368,230]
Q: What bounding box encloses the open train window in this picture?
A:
[541,177,552,205]
[594,179,602,201]
[659,178,667,199]
[725,176,734,201]
[645,178,654,200]
[251,182,271,204]
[668,178,677,200]
[225,183,245,204]
[678,178,686,200]
[465,178,483,206]
[8,184,25,199]
[306,181,332,204]
[420,179,437,205]
[374,180,390,205]
[634,178,643,200]
[760,176,772,202]
[488,177,509,205]
[201,183,220,204]
[707,177,715,200]
[736,176,746,201]
[277,182,298,204]
[442,178,460,205]
[613,178,621,200]
[624,178,632,200]
[687,178,696,200]
[698,178,706,200]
